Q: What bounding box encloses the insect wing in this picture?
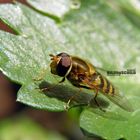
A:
[103,89,134,112]
[94,66,109,76]
[93,67,134,112]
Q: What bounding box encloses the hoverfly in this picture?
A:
[49,52,134,112]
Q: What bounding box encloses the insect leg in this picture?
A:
[79,77,106,112]
[40,84,60,92]
[38,76,66,92]
[65,95,75,110]
[65,88,83,110]
[34,70,65,92]
[39,77,65,92]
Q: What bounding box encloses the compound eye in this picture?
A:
[57,52,70,57]
[57,55,71,77]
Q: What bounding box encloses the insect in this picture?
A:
[49,52,134,112]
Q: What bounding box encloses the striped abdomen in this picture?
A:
[91,72,115,95]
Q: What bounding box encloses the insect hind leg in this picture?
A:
[80,78,106,112]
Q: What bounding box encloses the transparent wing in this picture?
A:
[93,67,134,112]
[94,66,109,76]
[82,70,134,112]
[103,88,134,112]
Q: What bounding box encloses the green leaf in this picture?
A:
[106,0,140,29]
[27,0,72,19]
[80,82,140,140]
[0,116,66,140]
[27,0,81,20]
[0,0,140,139]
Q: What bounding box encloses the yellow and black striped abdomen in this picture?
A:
[99,75,115,95]
[91,73,115,95]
